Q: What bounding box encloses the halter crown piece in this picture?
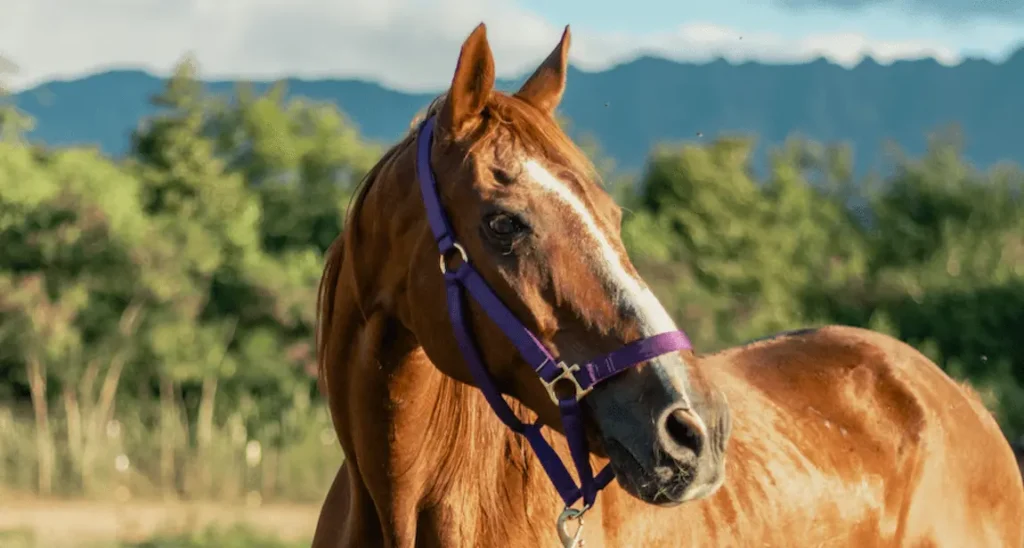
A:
[414,115,694,543]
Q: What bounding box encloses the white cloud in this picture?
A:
[575,24,964,70]
[0,0,963,92]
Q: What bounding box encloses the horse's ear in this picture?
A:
[514,26,570,116]
[439,23,495,138]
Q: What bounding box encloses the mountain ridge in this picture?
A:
[12,46,1024,175]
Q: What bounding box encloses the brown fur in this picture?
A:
[1013,441,1024,482]
[311,24,1024,548]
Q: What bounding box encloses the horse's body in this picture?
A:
[312,24,1024,548]
[313,322,1023,547]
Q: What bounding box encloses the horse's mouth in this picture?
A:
[603,438,697,507]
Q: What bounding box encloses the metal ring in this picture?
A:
[557,504,591,523]
[439,242,469,274]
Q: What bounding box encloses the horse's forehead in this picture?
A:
[456,114,602,218]
[521,158,603,229]
[482,122,531,159]
[498,134,592,196]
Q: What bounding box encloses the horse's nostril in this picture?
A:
[659,406,707,460]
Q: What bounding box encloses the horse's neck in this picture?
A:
[383,344,564,545]
[330,148,567,543]
[336,311,715,546]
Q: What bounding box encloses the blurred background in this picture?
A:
[1,0,1023,546]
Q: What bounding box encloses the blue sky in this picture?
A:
[1,0,1022,92]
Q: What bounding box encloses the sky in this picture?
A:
[1,0,1022,92]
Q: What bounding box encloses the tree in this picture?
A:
[0,55,33,142]
[0,137,157,494]
[623,131,1024,436]
[129,57,262,496]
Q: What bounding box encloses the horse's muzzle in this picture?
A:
[587,355,730,506]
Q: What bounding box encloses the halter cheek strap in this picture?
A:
[414,114,693,509]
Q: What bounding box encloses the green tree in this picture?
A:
[0,137,158,494]
[623,130,1024,437]
[129,57,262,496]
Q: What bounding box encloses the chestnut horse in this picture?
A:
[312,23,1024,547]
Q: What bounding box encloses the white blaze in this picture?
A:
[522,159,678,337]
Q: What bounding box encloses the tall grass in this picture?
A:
[0,389,341,503]
[0,525,309,548]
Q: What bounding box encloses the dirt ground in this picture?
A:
[0,498,320,547]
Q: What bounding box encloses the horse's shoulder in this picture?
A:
[705,326,1022,544]
[713,324,932,442]
[725,324,936,389]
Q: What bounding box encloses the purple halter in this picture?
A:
[414,115,693,511]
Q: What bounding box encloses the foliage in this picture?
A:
[0,58,365,500]
[0,57,1022,508]
[622,133,1024,436]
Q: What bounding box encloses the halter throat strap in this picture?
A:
[413,114,693,509]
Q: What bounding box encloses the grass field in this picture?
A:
[0,499,319,547]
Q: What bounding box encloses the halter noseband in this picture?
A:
[414,114,694,512]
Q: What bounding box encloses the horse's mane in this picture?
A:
[314,96,444,400]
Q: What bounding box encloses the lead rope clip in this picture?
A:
[556,506,589,548]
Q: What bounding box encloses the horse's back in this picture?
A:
[708,325,1024,547]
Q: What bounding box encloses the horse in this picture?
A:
[311,23,1024,547]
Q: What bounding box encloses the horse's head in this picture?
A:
[401,24,731,506]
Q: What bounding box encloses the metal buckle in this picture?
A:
[542,361,592,404]
[438,242,469,274]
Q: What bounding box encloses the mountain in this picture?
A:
[12,47,1024,176]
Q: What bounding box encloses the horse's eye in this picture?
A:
[486,213,528,238]
[491,167,515,185]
